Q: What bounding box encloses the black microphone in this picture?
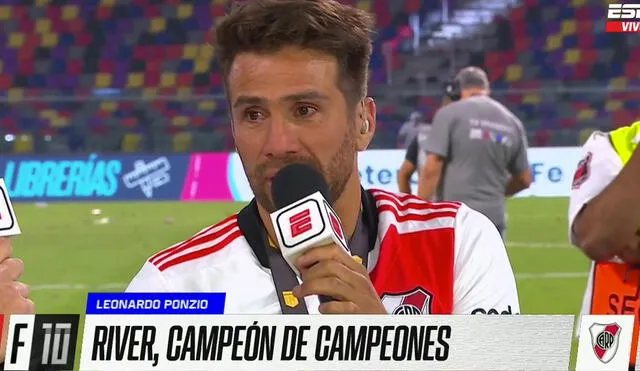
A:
[269,163,350,304]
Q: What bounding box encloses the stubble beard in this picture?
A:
[241,128,356,213]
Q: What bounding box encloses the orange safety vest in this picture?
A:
[590,121,640,366]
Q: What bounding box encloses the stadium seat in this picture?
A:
[579,128,597,144]
[121,133,142,153]
[172,131,192,152]
[13,134,34,154]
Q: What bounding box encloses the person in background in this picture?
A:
[568,121,640,371]
[397,111,425,149]
[397,121,431,194]
[418,67,532,239]
[397,97,451,194]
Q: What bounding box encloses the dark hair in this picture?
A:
[212,0,375,106]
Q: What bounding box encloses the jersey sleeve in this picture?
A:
[405,137,419,166]
[126,261,172,292]
[452,204,520,314]
[567,132,623,245]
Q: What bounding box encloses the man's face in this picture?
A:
[227,47,357,212]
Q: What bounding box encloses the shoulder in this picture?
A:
[435,102,460,117]
[571,131,620,189]
[369,189,501,249]
[581,130,617,154]
[369,189,461,233]
[147,214,244,272]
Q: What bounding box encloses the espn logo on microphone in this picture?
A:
[606,4,640,33]
[273,192,348,251]
[276,199,326,248]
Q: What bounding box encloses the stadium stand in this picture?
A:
[0,0,637,153]
[376,0,640,147]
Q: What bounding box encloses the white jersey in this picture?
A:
[127,189,520,315]
[567,132,624,324]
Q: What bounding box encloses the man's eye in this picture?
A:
[245,110,264,121]
[296,105,317,118]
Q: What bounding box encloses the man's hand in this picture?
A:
[292,244,387,314]
[611,233,640,264]
[576,186,640,263]
[0,237,35,362]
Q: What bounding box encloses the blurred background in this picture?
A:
[0,0,636,154]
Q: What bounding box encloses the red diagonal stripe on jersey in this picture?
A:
[158,229,243,271]
[594,344,606,359]
[373,191,460,211]
[377,205,457,223]
[150,219,238,265]
[402,290,428,310]
[150,215,237,263]
[375,189,460,207]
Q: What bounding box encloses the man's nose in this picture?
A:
[263,118,301,157]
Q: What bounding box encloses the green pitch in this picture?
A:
[11,197,588,369]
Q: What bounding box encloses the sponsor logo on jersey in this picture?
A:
[381,287,433,315]
[470,305,519,315]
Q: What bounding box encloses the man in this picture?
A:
[397,120,431,194]
[398,97,451,195]
[397,111,424,149]
[569,121,640,370]
[125,0,519,316]
[418,67,532,238]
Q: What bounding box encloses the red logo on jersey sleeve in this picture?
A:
[572,152,593,190]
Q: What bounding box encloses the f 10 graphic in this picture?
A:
[4,314,80,371]
[122,157,171,198]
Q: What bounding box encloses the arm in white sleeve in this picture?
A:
[452,204,520,314]
[567,132,623,245]
[126,261,171,292]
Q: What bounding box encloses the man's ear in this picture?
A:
[356,97,376,151]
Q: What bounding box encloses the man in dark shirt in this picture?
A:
[398,122,431,194]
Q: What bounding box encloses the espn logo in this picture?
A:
[4,314,80,370]
[606,4,640,33]
[276,199,325,248]
[290,209,313,238]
